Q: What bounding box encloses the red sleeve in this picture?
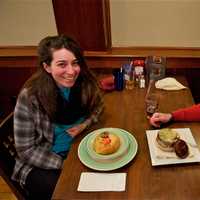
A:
[172,104,200,121]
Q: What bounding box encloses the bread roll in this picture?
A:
[93,131,120,155]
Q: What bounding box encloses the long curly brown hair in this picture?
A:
[23,35,102,120]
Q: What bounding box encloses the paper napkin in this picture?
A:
[77,172,126,192]
[155,77,186,90]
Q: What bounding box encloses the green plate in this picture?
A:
[86,128,130,161]
[78,128,138,171]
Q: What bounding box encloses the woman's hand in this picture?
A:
[66,123,87,137]
[150,112,172,127]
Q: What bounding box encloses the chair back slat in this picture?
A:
[0,112,27,200]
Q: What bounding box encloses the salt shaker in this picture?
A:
[139,75,145,88]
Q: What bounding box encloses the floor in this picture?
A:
[0,177,17,200]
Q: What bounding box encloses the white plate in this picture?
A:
[146,128,200,166]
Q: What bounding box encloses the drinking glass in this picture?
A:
[145,93,159,119]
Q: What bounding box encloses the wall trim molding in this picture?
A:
[1,46,200,57]
[0,46,37,57]
[1,46,200,69]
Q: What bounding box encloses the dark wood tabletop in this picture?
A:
[52,76,200,200]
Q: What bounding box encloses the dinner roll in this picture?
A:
[93,131,120,155]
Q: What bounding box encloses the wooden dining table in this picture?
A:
[52,76,200,200]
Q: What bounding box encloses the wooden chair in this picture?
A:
[0,112,28,200]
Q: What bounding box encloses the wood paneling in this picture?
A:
[0,56,37,68]
[0,67,36,119]
[52,0,111,51]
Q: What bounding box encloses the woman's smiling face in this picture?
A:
[43,48,81,88]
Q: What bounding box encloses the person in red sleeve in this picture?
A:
[150,104,200,127]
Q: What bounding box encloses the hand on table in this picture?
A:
[66,123,87,137]
[150,112,172,127]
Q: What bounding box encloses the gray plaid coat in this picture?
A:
[11,88,103,187]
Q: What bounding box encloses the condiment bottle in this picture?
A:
[133,60,145,87]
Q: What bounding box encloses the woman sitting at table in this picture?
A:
[11,35,103,200]
[150,104,200,127]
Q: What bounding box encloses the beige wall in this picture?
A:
[1,0,200,48]
[0,0,57,46]
[110,0,200,47]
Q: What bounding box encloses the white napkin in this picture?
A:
[155,77,186,90]
[77,172,126,192]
